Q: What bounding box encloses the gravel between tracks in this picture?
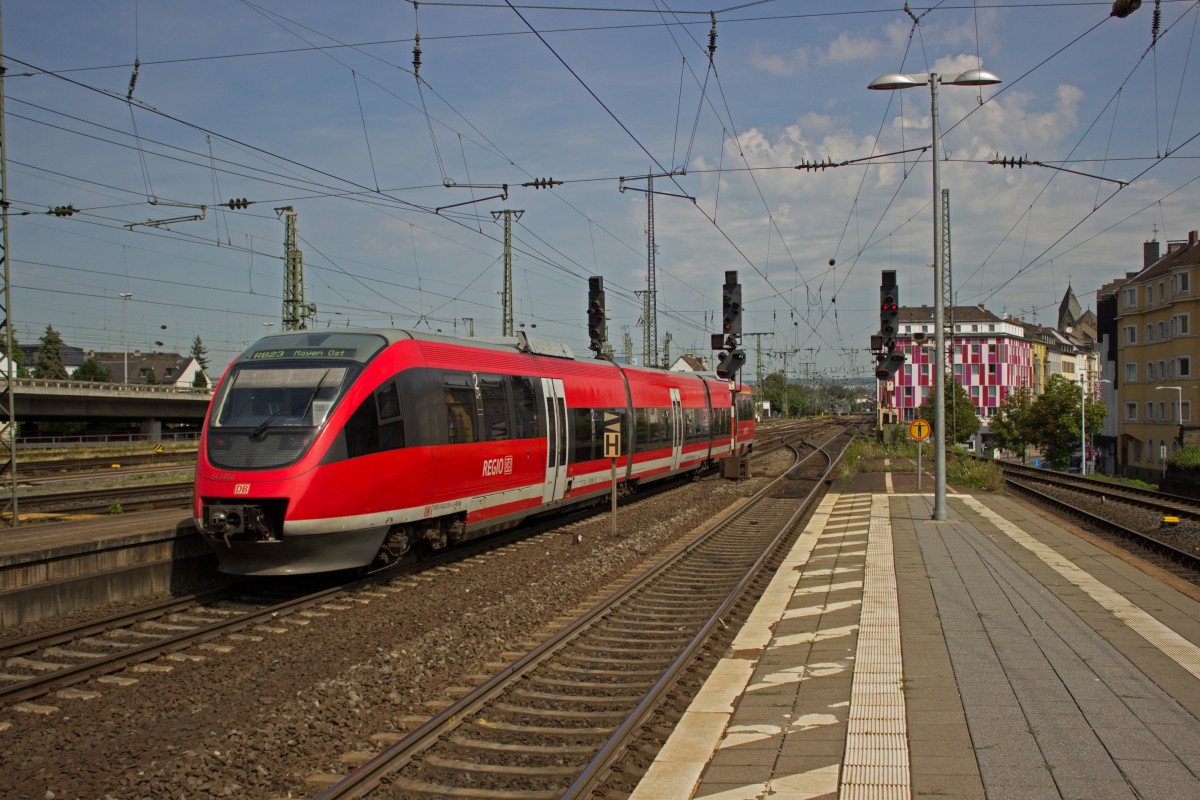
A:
[1,453,790,800]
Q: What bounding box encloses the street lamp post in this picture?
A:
[869,67,1001,520]
[119,292,133,384]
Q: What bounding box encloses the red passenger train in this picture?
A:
[194,329,755,575]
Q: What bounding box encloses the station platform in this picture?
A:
[0,511,211,629]
[632,472,1200,799]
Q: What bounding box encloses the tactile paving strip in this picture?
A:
[839,494,909,800]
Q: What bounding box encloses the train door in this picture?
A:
[541,377,569,503]
[669,387,683,471]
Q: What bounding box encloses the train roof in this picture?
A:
[242,327,742,386]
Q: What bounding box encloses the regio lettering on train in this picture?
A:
[482,456,513,477]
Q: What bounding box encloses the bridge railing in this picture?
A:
[10,378,213,397]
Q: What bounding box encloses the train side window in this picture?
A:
[444,373,477,444]
[634,408,650,453]
[343,379,406,458]
[374,380,405,452]
[572,408,594,463]
[479,374,509,441]
[512,376,539,438]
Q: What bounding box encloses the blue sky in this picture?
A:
[7,1,1198,380]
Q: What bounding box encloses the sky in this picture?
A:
[6,0,1198,382]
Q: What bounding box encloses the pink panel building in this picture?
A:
[878,305,1036,436]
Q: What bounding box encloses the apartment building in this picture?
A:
[881,305,1034,435]
[1112,236,1199,480]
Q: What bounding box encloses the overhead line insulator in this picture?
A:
[50,205,76,217]
[226,198,251,210]
[522,178,562,190]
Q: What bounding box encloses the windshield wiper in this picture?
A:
[250,369,332,440]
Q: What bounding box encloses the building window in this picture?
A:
[988,343,997,355]
[1134,440,1143,461]
[1124,287,1137,307]
[1160,360,1168,379]
[1147,286,1154,305]
[1158,321,1165,341]
[1158,402,1167,421]
[1179,272,1191,293]
[971,324,979,332]
[1124,326,1137,344]
[1184,401,1193,422]
[1125,401,1137,421]
[1160,281,1166,302]
[1146,324,1154,342]
[988,324,995,332]
[1147,362,1155,381]
[1180,314,1191,335]
[1125,361,1137,382]
[1146,402,1154,421]
[1180,356,1192,377]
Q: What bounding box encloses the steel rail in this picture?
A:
[1006,477,1200,571]
[314,427,851,800]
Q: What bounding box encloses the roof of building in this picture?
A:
[1122,232,1200,286]
[898,305,1004,324]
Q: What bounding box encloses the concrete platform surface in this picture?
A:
[633,489,1200,800]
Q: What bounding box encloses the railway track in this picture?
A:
[19,451,198,478]
[0,439,820,708]
[312,426,854,800]
[973,456,1200,579]
[14,480,194,515]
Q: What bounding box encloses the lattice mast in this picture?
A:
[0,6,18,526]
[644,175,658,367]
[278,206,314,331]
[492,210,523,337]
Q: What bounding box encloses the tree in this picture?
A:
[915,376,980,445]
[74,357,112,382]
[35,325,68,379]
[1022,374,1109,470]
[990,385,1034,461]
[0,330,27,377]
[190,335,210,388]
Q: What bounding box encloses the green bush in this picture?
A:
[1167,445,1200,471]
[947,454,1005,492]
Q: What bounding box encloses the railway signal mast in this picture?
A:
[874,270,905,427]
[587,276,609,358]
[714,271,745,380]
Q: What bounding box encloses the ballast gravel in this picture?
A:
[0,455,789,800]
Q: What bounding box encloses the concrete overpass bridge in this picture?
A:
[7,378,212,438]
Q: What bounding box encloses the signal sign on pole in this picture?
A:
[604,412,622,534]
[909,418,931,441]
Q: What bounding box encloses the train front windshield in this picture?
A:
[207,363,356,470]
[213,365,350,430]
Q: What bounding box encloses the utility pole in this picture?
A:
[461,317,475,338]
[622,326,634,365]
[661,331,672,369]
[277,206,315,331]
[644,175,658,368]
[771,349,800,417]
[621,170,689,368]
[0,3,18,525]
[635,290,651,366]
[491,209,524,337]
[741,332,773,387]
